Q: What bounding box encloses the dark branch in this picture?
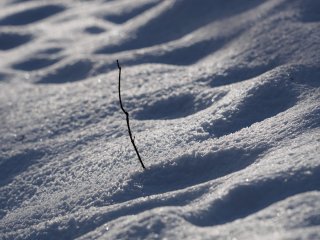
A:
[117,60,146,170]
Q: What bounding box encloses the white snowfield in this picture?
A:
[0,0,319,239]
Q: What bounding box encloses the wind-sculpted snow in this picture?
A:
[0,0,319,239]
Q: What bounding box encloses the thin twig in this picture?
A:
[117,60,146,170]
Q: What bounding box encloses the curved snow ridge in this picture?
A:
[79,131,320,239]
[87,191,320,240]
[1,183,210,240]
[185,167,320,227]
[204,80,298,137]
[94,0,267,54]
[107,147,264,204]
[132,85,225,120]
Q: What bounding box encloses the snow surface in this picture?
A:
[0,0,320,239]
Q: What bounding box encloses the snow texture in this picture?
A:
[0,0,320,239]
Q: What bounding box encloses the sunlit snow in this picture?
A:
[0,0,319,239]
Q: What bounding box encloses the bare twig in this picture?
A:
[117,60,146,170]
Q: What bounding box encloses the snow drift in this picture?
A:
[0,0,319,239]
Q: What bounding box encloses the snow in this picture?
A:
[0,0,319,239]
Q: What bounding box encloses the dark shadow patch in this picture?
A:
[133,91,223,120]
[203,79,298,137]
[186,166,320,226]
[12,57,60,71]
[37,47,63,54]
[135,34,239,66]
[298,0,320,23]
[0,5,65,26]
[209,64,275,87]
[0,72,8,81]
[154,39,226,65]
[134,94,195,120]
[102,1,158,24]
[9,0,32,4]
[287,64,320,88]
[0,149,45,186]
[95,0,265,54]
[0,32,32,50]
[84,26,105,34]
[36,59,93,84]
[302,107,320,130]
